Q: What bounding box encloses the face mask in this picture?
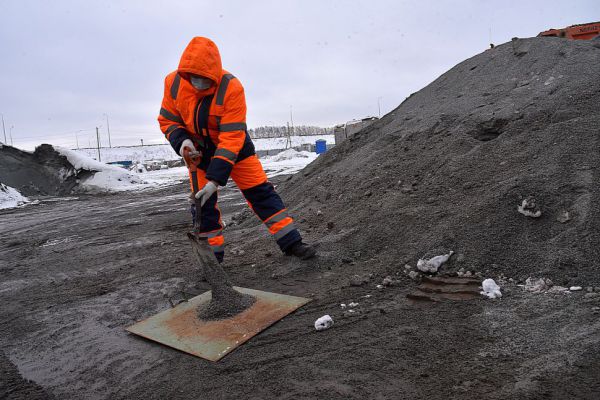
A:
[190,75,212,90]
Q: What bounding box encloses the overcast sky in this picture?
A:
[0,0,597,150]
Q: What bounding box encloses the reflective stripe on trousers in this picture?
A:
[264,209,297,240]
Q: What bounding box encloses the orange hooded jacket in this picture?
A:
[158,37,253,186]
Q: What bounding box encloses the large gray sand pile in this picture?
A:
[282,37,600,285]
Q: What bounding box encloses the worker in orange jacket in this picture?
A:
[158,37,316,263]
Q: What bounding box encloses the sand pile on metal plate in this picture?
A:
[281,37,600,284]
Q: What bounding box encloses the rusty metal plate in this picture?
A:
[407,276,481,302]
[126,287,310,361]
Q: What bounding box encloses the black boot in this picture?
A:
[284,241,316,260]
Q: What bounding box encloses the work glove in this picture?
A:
[179,139,195,158]
[195,181,218,206]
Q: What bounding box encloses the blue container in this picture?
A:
[315,139,327,154]
[108,160,133,168]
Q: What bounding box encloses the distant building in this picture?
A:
[334,116,379,145]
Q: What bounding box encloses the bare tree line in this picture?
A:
[248,125,333,139]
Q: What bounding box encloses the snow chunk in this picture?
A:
[481,279,502,299]
[314,315,334,331]
[0,183,30,209]
[569,286,583,292]
[417,251,454,273]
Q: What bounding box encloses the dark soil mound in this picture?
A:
[282,37,600,285]
[0,352,55,400]
[0,144,85,196]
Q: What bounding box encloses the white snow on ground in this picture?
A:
[55,147,149,192]
[55,145,319,193]
[260,149,318,177]
[72,145,180,163]
[0,183,30,209]
[141,166,189,186]
[70,135,334,162]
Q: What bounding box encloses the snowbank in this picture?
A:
[260,149,318,177]
[0,183,30,209]
[55,147,147,192]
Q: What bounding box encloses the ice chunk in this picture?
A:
[481,278,502,299]
[517,197,542,218]
[417,251,454,273]
[524,277,553,293]
[314,315,334,331]
[408,271,420,281]
[569,286,583,292]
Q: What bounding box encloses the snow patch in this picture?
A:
[269,149,312,162]
[260,149,318,177]
[0,183,30,209]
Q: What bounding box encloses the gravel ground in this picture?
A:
[1,179,599,399]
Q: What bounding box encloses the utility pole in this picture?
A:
[96,127,101,162]
[103,113,112,148]
[289,105,294,136]
[9,126,14,146]
[75,131,79,149]
[1,114,6,144]
[377,97,383,118]
[285,122,292,149]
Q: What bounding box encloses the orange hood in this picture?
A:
[178,37,222,84]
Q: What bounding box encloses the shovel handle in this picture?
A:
[182,146,201,172]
